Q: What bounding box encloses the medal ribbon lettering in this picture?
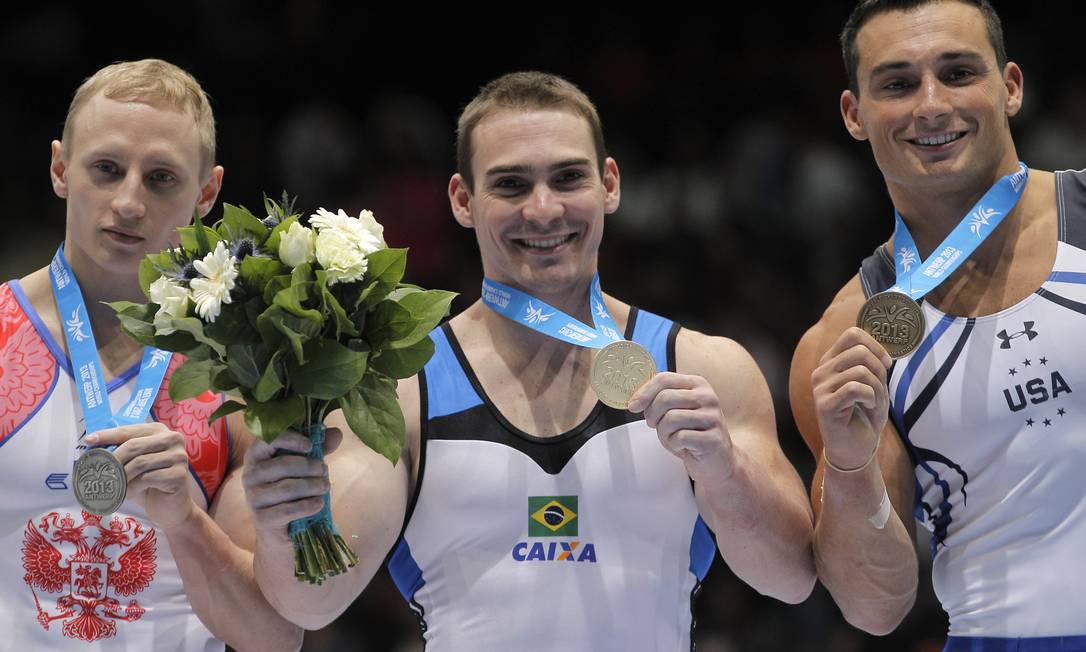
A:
[890,162,1029,299]
[481,274,624,348]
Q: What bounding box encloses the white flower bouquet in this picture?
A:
[111,196,455,583]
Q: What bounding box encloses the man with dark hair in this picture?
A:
[248,71,816,649]
[791,0,1086,648]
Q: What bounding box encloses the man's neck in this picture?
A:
[889,161,1023,270]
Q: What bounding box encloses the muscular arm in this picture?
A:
[788,276,918,635]
[629,329,816,604]
[243,376,418,629]
[90,424,303,652]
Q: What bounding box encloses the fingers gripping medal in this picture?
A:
[482,275,656,409]
[856,291,926,359]
[591,341,657,409]
[50,246,172,516]
[863,163,1030,359]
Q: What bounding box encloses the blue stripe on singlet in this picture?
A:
[630,308,673,373]
[1048,271,1086,284]
[945,635,1086,652]
[688,515,716,581]
[424,327,483,419]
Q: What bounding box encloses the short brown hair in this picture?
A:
[841,0,1008,96]
[456,71,606,190]
[63,59,217,174]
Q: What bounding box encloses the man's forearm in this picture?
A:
[163,510,304,652]
[815,462,918,635]
[697,447,816,604]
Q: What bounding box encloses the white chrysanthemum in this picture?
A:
[189,241,238,322]
[278,222,316,268]
[148,276,191,335]
[315,229,369,285]
[310,208,383,256]
[355,209,386,249]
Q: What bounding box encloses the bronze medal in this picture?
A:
[856,291,926,359]
[591,340,657,410]
[73,448,127,516]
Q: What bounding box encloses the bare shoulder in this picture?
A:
[674,327,771,424]
[788,275,866,452]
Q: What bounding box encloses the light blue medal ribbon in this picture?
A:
[481,273,623,348]
[49,245,173,443]
[889,162,1029,299]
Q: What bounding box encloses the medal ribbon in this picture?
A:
[481,274,623,349]
[890,162,1028,299]
[49,245,172,438]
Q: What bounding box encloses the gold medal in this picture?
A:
[591,340,657,410]
[73,448,127,516]
[856,291,926,359]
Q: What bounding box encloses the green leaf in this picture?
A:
[220,203,269,245]
[108,300,157,346]
[273,263,322,322]
[168,358,216,401]
[244,395,305,442]
[388,289,457,349]
[224,344,270,389]
[169,317,227,357]
[212,368,239,392]
[338,373,404,465]
[138,256,168,299]
[264,214,299,253]
[152,331,199,353]
[286,339,367,400]
[364,299,418,350]
[206,399,246,425]
[356,248,407,310]
[365,248,407,286]
[371,336,434,379]
[204,301,259,346]
[315,271,358,338]
[179,214,221,256]
[253,351,285,402]
[255,305,321,363]
[238,256,288,295]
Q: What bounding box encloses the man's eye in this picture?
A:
[93,162,119,176]
[494,177,525,191]
[555,170,586,184]
[883,79,913,92]
[945,69,975,83]
[149,170,176,184]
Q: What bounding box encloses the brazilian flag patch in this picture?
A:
[529,496,578,536]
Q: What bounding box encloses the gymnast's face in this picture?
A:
[448,108,620,299]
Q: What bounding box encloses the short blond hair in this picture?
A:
[456,71,606,190]
[63,59,216,174]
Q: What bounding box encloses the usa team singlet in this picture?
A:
[859,169,1086,650]
[0,280,230,651]
[388,308,717,651]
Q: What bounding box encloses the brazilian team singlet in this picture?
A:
[388,307,716,651]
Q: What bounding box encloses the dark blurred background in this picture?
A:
[3,2,1083,650]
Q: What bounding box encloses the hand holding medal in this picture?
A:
[50,247,174,517]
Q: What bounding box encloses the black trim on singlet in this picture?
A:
[902,318,977,434]
[688,581,704,652]
[393,370,430,545]
[427,309,649,475]
[1056,168,1086,249]
[1036,287,1086,317]
[667,320,680,373]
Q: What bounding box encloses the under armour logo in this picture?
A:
[996,321,1038,349]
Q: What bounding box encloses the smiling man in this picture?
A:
[247,71,815,650]
[790,1,1086,648]
[0,59,301,651]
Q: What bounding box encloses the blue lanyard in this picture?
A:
[891,162,1028,299]
[480,274,623,349]
[49,245,172,435]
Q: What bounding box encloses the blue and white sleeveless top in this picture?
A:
[388,307,716,651]
[859,170,1086,649]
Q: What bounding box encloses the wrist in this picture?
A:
[823,433,880,474]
